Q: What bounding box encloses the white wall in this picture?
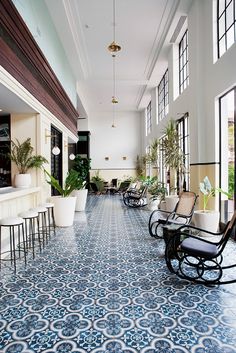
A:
[89,111,141,181]
[0,66,78,202]
[12,0,77,107]
[141,0,236,171]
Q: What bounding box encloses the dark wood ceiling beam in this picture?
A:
[0,0,78,135]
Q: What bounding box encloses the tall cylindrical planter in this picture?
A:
[73,189,88,211]
[14,173,31,188]
[193,210,220,233]
[147,192,160,211]
[53,196,76,227]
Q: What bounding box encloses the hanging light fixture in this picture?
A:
[111,54,118,104]
[111,103,116,128]
[107,0,121,53]
[108,0,121,128]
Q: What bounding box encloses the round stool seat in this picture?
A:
[40,203,54,209]
[19,211,38,219]
[0,217,24,226]
[30,206,47,213]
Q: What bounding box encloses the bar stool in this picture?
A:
[18,210,41,258]
[40,203,56,237]
[0,216,26,272]
[30,206,48,248]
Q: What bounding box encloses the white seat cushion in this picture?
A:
[40,203,54,208]
[30,207,47,213]
[0,217,24,226]
[18,211,38,219]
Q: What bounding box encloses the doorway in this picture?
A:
[51,125,62,196]
[219,87,236,223]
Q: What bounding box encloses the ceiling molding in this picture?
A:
[62,0,91,79]
[146,0,180,80]
[136,0,180,110]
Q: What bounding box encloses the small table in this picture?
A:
[162,223,181,244]
[162,224,182,258]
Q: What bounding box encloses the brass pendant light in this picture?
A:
[107,0,121,53]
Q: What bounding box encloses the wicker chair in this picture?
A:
[165,210,236,285]
[148,191,198,238]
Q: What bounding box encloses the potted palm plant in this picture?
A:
[161,120,185,211]
[8,138,48,188]
[193,176,231,232]
[44,169,79,227]
[71,155,91,211]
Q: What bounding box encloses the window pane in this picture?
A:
[219,15,226,38]
[226,2,234,28]
[226,25,235,48]
[158,69,168,121]
[219,36,226,56]
[217,0,236,58]
[219,0,226,16]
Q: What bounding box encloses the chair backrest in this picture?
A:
[118,181,130,192]
[219,209,236,247]
[175,191,198,217]
[111,178,118,187]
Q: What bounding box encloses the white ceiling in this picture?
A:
[45,0,192,116]
[0,83,36,116]
[0,0,192,120]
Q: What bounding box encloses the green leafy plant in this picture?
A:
[8,138,48,174]
[136,155,145,177]
[161,120,185,192]
[228,164,234,199]
[143,139,159,168]
[71,155,91,189]
[91,170,105,192]
[44,169,80,197]
[148,180,167,201]
[200,176,231,212]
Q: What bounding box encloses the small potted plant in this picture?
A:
[71,155,91,211]
[44,169,79,227]
[147,180,167,211]
[8,138,48,188]
[193,176,230,232]
[91,170,105,193]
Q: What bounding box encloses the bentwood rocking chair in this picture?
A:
[123,183,148,208]
[148,191,198,238]
[165,210,236,285]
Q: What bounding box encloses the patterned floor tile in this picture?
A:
[1,194,236,352]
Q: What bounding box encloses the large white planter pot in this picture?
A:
[147,193,160,211]
[53,196,76,227]
[165,195,179,212]
[14,173,31,188]
[73,189,88,211]
[193,210,220,233]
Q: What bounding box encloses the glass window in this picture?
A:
[146,101,152,135]
[217,0,236,58]
[179,30,189,94]
[158,69,169,121]
[219,88,235,223]
[158,135,167,187]
[177,114,190,191]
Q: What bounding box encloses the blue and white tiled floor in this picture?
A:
[1,195,236,352]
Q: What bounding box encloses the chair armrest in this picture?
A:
[177,223,225,237]
[150,209,172,218]
[176,230,221,246]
